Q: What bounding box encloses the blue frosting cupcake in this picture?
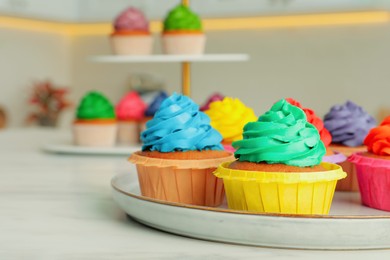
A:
[129,93,234,207]
[141,93,224,152]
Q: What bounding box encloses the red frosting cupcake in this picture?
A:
[349,116,390,211]
[116,91,146,145]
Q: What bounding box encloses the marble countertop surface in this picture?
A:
[1,128,390,259]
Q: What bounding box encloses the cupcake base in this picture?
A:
[162,33,206,55]
[129,151,234,207]
[335,160,359,192]
[329,144,366,157]
[117,121,140,145]
[214,162,346,215]
[73,122,117,147]
[110,34,153,55]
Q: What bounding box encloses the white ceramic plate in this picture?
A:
[111,172,390,250]
[43,141,141,155]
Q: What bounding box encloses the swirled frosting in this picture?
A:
[163,5,202,31]
[141,93,223,152]
[116,91,146,121]
[76,91,115,119]
[144,91,168,117]
[364,116,390,156]
[205,97,257,143]
[113,7,149,32]
[324,101,376,147]
[286,98,332,147]
[233,99,326,167]
[200,93,224,111]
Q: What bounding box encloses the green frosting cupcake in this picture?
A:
[76,91,115,120]
[163,4,202,31]
[233,99,325,167]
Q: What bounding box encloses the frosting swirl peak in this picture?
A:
[141,93,223,152]
[324,101,376,147]
[286,98,332,147]
[233,99,325,167]
[76,91,115,120]
[116,91,146,121]
[113,7,149,32]
[163,5,202,31]
[205,97,257,143]
[364,116,390,156]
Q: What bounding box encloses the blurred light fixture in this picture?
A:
[0,11,388,36]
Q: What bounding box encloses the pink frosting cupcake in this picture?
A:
[116,91,146,145]
[110,7,153,55]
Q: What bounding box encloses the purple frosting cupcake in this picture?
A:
[324,101,376,147]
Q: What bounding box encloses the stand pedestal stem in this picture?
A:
[182,62,191,96]
[181,0,191,96]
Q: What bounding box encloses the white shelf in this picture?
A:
[89,54,250,63]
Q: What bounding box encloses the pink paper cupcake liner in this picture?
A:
[349,153,390,211]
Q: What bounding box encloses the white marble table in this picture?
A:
[1,129,390,259]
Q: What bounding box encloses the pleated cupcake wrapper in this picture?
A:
[323,152,356,192]
[214,162,346,215]
[322,152,347,164]
[129,152,235,207]
[336,160,359,192]
[348,153,390,211]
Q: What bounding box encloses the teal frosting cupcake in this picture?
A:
[233,99,326,167]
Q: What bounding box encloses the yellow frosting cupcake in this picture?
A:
[205,97,257,144]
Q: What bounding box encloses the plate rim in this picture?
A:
[42,142,141,155]
[111,173,390,220]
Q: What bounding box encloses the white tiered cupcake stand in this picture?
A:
[90,54,249,97]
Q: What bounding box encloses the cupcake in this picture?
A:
[73,91,117,147]
[139,91,168,133]
[349,117,390,211]
[200,93,224,111]
[214,99,346,215]
[116,91,146,145]
[110,7,153,55]
[162,4,205,55]
[286,98,346,164]
[324,101,376,191]
[204,97,257,152]
[129,93,234,206]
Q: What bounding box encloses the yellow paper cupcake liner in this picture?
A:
[214,162,346,215]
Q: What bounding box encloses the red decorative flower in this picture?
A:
[27,80,71,126]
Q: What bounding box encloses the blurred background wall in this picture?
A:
[1,22,390,127]
[0,29,72,126]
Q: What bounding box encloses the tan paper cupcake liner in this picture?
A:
[136,165,224,207]
[129,151,235,207]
